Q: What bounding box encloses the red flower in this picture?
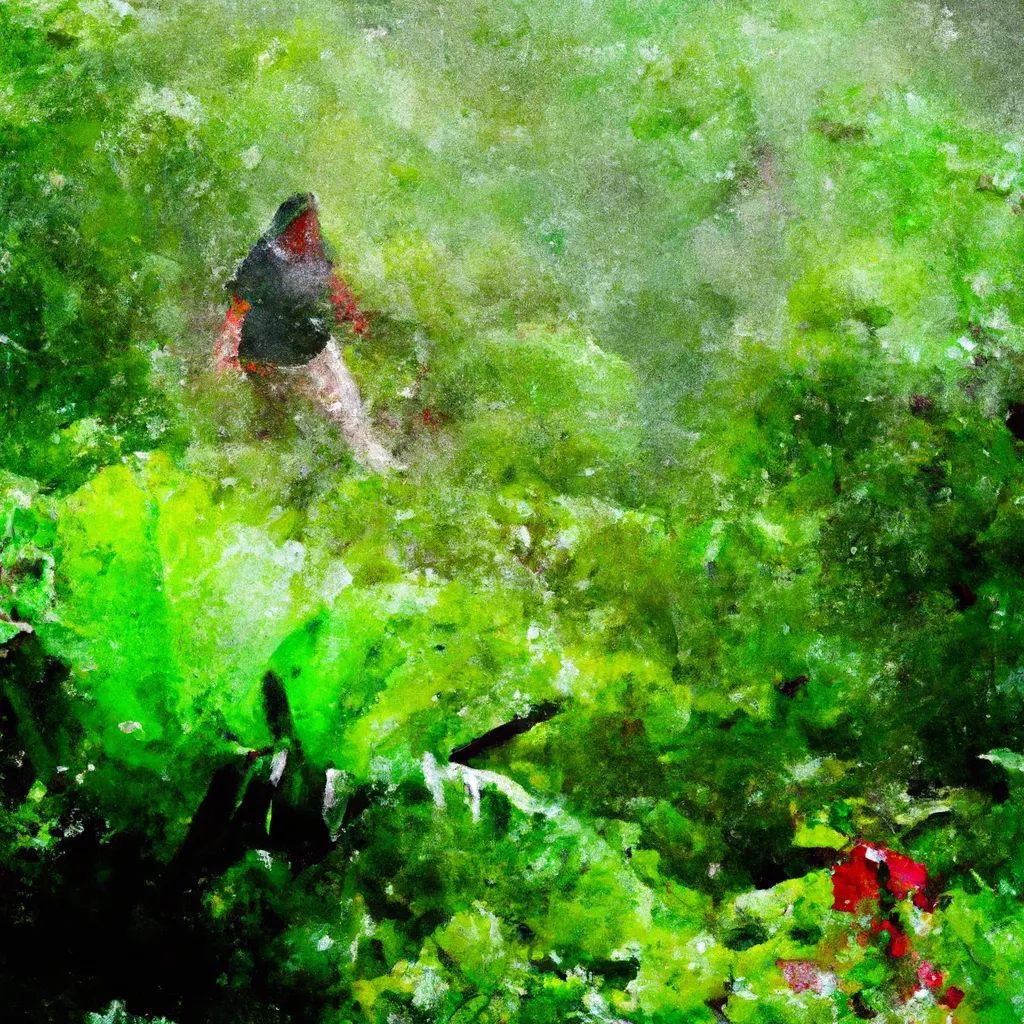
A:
[884,848,930,909]
[872,919,910,958]
[832,843,881,911]
[941,986,965,1009]
[831,843,929,912]
[829,840,958,1006]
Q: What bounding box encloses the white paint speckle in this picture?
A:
[269,750,288,787]
[240,146,262,170]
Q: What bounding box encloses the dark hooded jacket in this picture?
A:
[230,193,337,367]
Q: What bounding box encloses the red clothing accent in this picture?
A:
[276,207,324,258]
[213,294,251,371]
[328,271,368,334]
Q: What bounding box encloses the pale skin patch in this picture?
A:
[297,337,400,473]
[214,320,399,472]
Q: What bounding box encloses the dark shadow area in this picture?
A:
[449,701,561,765]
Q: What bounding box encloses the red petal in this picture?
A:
[941,986,965,1009]
[917,961,945,989]
[832,844,880,912]
[872,919,910,957]
[884,848,929,902]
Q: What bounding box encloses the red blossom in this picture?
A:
[829,840,959,1005]
[872,919,910,957]
[883,848,930,907]
[941,986,965,1009]
[832,843,881,911]
[831,842,929,912]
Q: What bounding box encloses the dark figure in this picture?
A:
[214,193,395,470]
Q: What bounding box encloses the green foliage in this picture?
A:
[5,0,1024,1020]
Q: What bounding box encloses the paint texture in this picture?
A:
[5,1,1024,1021]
